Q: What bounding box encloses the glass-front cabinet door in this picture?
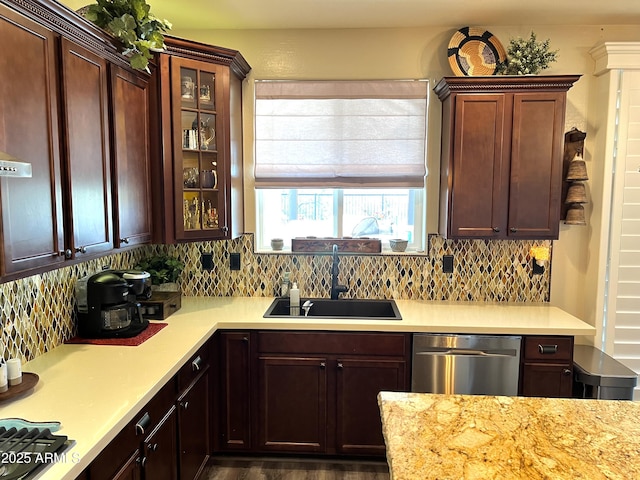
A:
[171,57,229,240]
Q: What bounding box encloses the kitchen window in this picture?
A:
[254,79,428,252]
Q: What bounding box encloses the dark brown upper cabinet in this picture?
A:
[0,4,65,279]
[109,65,153,248]
[150,37,250,243]
[435,75,580,240]
[0,0,153,282]
[60,37,113,259]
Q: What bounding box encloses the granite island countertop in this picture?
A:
[0,296,596,479]
[378,391,640,480]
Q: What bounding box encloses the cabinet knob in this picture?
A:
[562,368,572,376]
[222,226,229,233]
[492,227,500,233]
[120,237,129,244]
[242,336,249,342]
[320,362,326,369]
[337,362,343,369]
[60,249,73,259]
[75,246,87,254]
[510,227,518,233]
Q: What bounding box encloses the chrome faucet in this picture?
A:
[330,244,349,300]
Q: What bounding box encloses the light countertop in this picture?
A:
[378,391,640,480]
[0,296,596,479]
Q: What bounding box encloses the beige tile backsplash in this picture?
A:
[1,234,550,362]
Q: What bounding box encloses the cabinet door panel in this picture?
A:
[521,363,573,398]
[110,65,152,247]
[336,358,406,456]
[0,7,65,276]
[258,356,327,453]
[509,93,565,238]
[143,406,178,480]
[178,370,210,480]
[60,38,113,257]
[170,57,230,241]
[218,332,252,451]
[450,94,509,237]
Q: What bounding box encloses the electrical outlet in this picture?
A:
[201,253,213,271]
[443,255,454,273]
[230,252,241,271]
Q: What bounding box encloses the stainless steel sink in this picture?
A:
[263,297,402,320]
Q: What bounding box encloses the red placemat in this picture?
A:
[66,322,168,346]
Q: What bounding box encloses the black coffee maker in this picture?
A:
[76,270,152,338]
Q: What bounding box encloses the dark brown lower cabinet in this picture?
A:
[336,358,407,455]
[178,366,210,480]
[215,331,253,451]
[142,407,178,480]
[88,340,212,480]
[258,356,328,453]
[519,335,574,398]
[253,331,411,457]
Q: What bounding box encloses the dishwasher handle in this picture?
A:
[415,348,518,357]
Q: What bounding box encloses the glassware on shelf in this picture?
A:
[183,197,201,230]
[181,75,195,100]
[199,117,216,150]
[183,167,198,188]
[201,169,217,189]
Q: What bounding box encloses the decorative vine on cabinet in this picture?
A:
[150,37,251,243]
[435,75,580,240]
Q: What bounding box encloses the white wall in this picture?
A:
[169,24,640,337]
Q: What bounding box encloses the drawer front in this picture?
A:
[258,331,410,356]
[178,342,211,392]
[523,336,573,362]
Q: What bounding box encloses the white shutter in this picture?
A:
[607,70,640,400]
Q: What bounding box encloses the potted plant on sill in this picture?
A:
[135,253,184,292]
[80,0,172,73]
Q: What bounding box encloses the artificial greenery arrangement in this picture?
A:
[135,253,184,286]
[82,0,172,73]
[496,32,558,76]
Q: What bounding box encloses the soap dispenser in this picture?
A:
[289,282,300,316]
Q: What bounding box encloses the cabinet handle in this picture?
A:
[337,362,343,369]
[492,227,500,233]
[562,368,572,376]
[75,246,87,254]
[320,362,326,369]
[120,237,129,244]
[147,442,158,452]
[135,412,151,435]
[538,344,558,355]
[141,457,147,468]
[191,355,202,371]
[181,400,190,410]
[510,227,518,233]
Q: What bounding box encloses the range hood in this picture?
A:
[0,151,32,178]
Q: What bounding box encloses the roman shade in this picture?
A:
[254,80,428,188]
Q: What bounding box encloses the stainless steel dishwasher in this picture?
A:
[412,334,522,396]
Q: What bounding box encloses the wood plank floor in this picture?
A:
[203,456,390,480]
